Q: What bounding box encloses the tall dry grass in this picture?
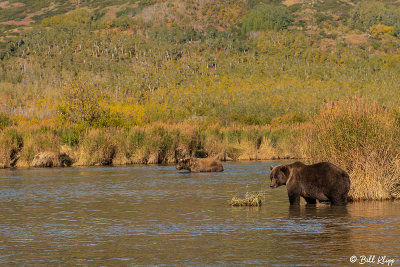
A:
[0,127,23,168]
[76,129,117,166]
[0,122,300,168]
[307,97,400,200]
[17,126,62,167]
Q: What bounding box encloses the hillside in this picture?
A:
[1,0,400,126]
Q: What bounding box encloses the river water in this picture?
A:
[0,161,398,265]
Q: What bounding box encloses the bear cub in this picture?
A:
[176,158,224,172]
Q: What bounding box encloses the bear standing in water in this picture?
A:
[269,161,350,205]
[176,158,224,172]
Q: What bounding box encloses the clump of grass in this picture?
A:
[77,129,117,166]
[307,97,400,200]
[229,192,263,207]
[0,127,23,168]
[19,128,61,166]
[144,124,179,164]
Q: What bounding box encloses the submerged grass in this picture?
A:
[229,192,264,207]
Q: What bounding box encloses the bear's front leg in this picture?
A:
[304,197,317,205]
[288,193,300,205]
[329,195,348,206]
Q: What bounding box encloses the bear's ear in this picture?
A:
[270,165,274,170]
[280,165,288,172]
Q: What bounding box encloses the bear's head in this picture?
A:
[269,165,289,188]
[176,158,191,170]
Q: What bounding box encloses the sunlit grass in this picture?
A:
[307,97,400,200]
[0,122,300,168]
[229,192,263,207]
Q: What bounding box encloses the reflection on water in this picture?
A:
[0,162,398,265]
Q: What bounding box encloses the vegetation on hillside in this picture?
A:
[1,0,400,125]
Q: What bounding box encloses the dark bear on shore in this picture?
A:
[269,161,350,205]
[176,158,224,172]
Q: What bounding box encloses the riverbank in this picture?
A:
[1,98,400,201]
[0,123,304,168]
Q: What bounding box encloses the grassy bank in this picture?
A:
[0,121,304,168]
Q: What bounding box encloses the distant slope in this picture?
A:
[1,0,400,125]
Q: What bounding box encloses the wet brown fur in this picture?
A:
[176,158,224,172]
[269,161,350,205]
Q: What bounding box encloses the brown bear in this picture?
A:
[176,158,224,172]
[269,161,350,205]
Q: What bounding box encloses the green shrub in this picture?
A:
[116,7,140,18]
[314,12,332,24]
[58,127,81,147]
[138,0,154,9]
[57,82,127,127]
[349,1,400,36]
[0,113,13,129]
[41,9,92,29]
[149,26,201,44]
[241,4,293,34]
